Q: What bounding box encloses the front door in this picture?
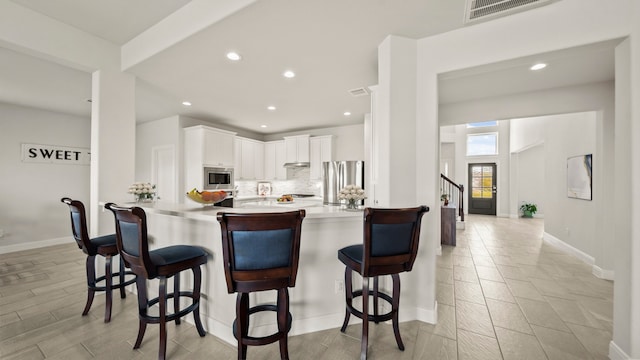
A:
[468,163,497,215]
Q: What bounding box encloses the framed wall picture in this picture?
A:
[258,182,271,196]
[567,154,592,200]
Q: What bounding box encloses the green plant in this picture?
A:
[520,202,537,217]
[440,193,449,201]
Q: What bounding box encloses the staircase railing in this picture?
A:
[440,174,465,222]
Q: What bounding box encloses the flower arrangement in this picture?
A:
[339,184,366,209]
[128,182,156,202]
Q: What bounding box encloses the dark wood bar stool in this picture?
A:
[337,206,429,360]
[217,210,306,360]
[61,197,136,322]
[105,203,208,360]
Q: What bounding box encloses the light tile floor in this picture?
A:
[0,215,613,359]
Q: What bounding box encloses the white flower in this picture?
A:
[129,182,156,199]
[339,184,367,201]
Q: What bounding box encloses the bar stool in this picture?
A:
[217,210,306,360]
[61,197,136,322]
[105,203,208,360]
[337,206,429,360]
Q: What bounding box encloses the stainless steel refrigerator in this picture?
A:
[322,161,365,205]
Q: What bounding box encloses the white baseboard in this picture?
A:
[592,264,615,281]
[543,233,615,280]
[199,302,438,347]
[609,340,638,360]
[0,236,71,254]
[456,221,465,230]
[436,245,442,256]
[543,232,594,265]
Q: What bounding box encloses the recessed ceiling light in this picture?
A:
[182,101,192,106]
[260,125,267,128]
[283,70,296,78]
[226,52,241,61]
[267,106,276,111]
[530,63,547,71]
[343,111,351,116]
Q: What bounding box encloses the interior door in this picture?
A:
[151,145,176,203]
[468,163,497,215]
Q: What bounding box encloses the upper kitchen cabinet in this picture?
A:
[184,125,236,167]
[234,137,265,180]
[184,125,237,190]
[284,135,310,164]
[309,135,334,180]
[264,141,287,180]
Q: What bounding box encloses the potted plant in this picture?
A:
[441,193,449,206]
[520,202,537,218]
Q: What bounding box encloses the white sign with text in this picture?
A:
[21,143,91,165]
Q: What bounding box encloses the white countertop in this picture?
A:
[122,199,363,221]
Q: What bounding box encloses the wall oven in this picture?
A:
[203,167,234,190]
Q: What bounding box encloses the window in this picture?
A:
[467,133,498,156]
[467,120,497,128]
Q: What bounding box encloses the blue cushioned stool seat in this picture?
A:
[61,198,137,323]
[337,206,428,360]
[106,203,208,360]
[150,245,208,267]
[217,210,306,360]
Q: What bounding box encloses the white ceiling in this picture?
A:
[0,0,618,135]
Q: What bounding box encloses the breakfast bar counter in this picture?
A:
[112,200,434,345]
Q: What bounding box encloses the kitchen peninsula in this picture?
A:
[127,200,431,345]
[133,200,363,345]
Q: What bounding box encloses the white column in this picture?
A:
[627,3,640,356]
[376,35,438,323]
[89,69,136,236]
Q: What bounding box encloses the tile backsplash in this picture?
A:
[235,167,322,197]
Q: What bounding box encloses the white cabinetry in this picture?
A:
[184,125,236,190]
[264,141,287,180]
[234,137,264,180]
[185,126,235,167]
[309,135,334,180]
[284,135,310,164]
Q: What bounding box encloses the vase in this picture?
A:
[346,199,359,210]
[135,194,154,203]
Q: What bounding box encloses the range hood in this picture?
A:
[283,162,310,168]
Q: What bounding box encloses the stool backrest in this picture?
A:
[61,197,94,255]
[217,210,306,293]
[362,206,429,277]
[105,203,155,278]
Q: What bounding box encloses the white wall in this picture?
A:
[0,103,89,250]
[516,144,545,216]
[543,112,597,256]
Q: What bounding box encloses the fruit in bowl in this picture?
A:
[186,188,228,204]
[276,194,294,203]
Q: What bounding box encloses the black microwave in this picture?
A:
[203,167,234,190]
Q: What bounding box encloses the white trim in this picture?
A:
[592,264,615,281]
[543,232,594,265]
[609,340,636,360]
[0,236,71,254]
[195,302,438,347]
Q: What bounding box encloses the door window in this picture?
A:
[471,165,494,199]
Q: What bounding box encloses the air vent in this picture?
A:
[464,0,554,24]
[348,87,370,97]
